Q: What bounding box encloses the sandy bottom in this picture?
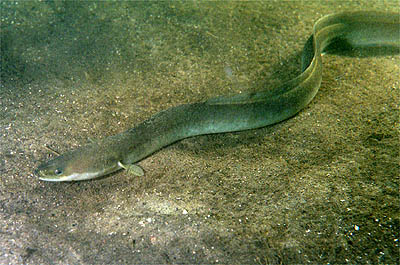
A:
[1,1,399,264]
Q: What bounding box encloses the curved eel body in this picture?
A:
[36,11,400,181]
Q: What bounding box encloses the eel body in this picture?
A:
[35,11,400,181]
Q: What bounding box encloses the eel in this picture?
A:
[35,11,400,181]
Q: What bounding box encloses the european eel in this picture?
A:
[35,11,400,181]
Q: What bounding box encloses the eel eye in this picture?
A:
[54,169,63,175]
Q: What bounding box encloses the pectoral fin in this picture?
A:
[118,161,145,176]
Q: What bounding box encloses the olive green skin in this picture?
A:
[36,11,400,181]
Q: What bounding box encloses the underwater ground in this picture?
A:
[1,1,399,264]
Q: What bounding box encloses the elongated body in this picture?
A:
[36,11,400,181]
